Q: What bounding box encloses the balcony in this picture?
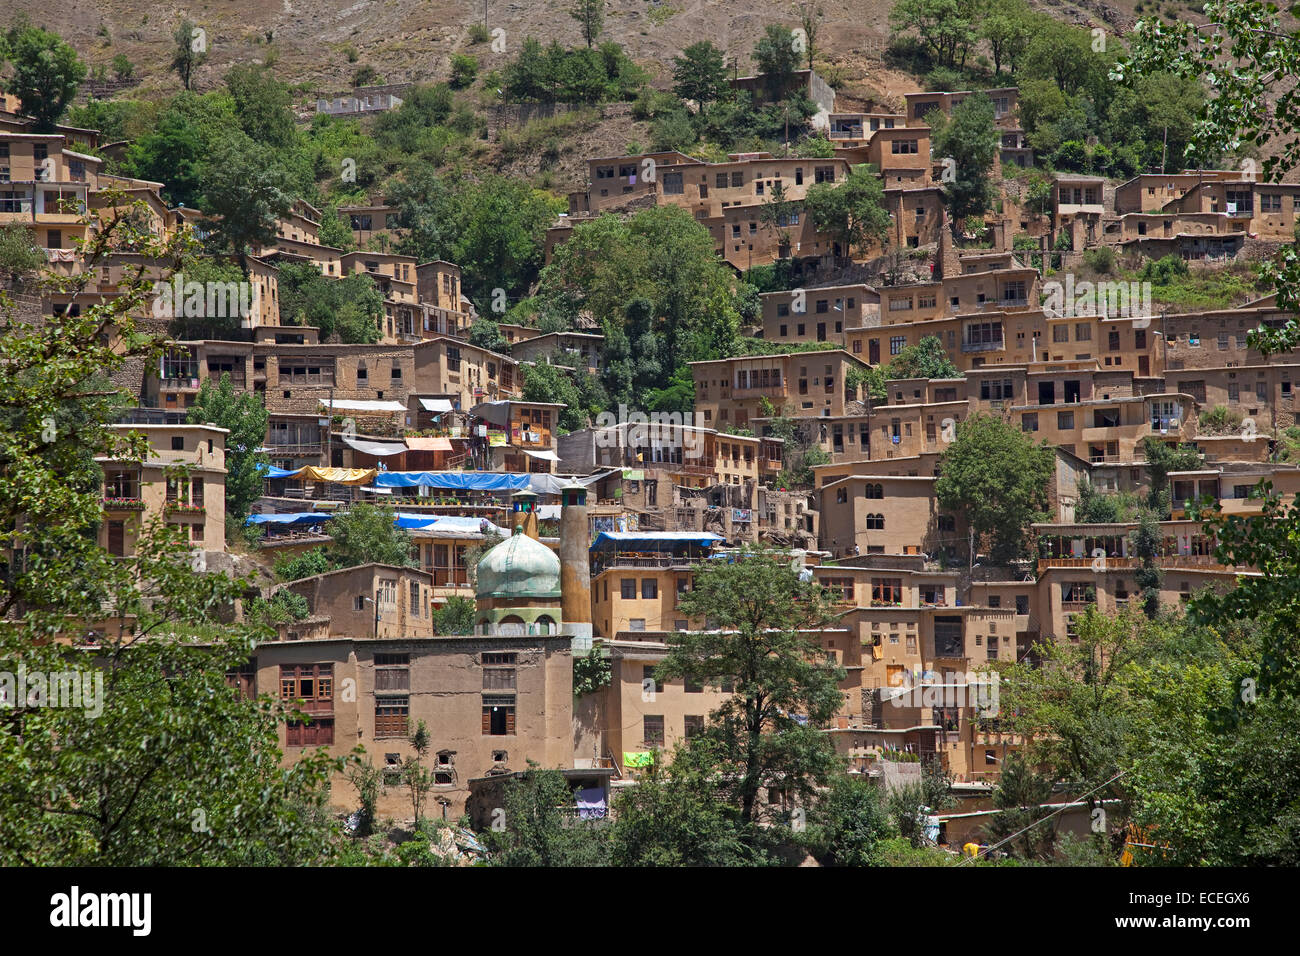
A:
[102,497,144,512]
[961,338,1005,353]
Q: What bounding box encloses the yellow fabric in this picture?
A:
[296,466,378,485]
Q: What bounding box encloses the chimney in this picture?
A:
[558,479,593,652]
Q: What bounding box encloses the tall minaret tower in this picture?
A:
[558,479,592,652]
[510,488,540,539]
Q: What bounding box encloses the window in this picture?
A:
[1057,410,1074,430]
[375,697,410,737]
[620,578,636,600]
[663,172,683,194]
[281,664,334,745]
[643,715,665,746]
[980,378,1014,401]
[871,578,903,605]
[1074,323,1091,341]
[482,660,516,691]
[890,335,906,355]
[1261,193,1283,211]
[641,665,665,695]
[641,578,658,599]
[482,696,516,735]
[684,715,704,739]
[1021,413,1038,432]
[864,482,883,499]
[891,138,919,154]
[1053,324,1070,343]
[865,513,885,530]
[374,653,410,691]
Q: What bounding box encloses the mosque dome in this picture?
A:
[475,527,562,601]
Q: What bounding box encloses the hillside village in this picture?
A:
[2,1,1299,871]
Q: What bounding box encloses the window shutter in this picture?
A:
[506,710,516,735]
[482,708,491,735]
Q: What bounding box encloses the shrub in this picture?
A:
[1140,254,1191,284]
[1083,246,1116,274]
[450,53,478,89]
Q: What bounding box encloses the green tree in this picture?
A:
[569,0,605,48]
[982,0,1032,75]
[171,18,207,92]
[0,200,344,865]
[804,163,892,260]
[327,503,416,569]
[795,2,824,72]
[225,62,299,154]
[111,53,134,81]
[1141,436,1200,517]
[929,92,999,229]
[402,720,435,827]
[934,414,1054,564]
[0,223,44,284]
[278,261,383,343]
[662,548,847,825]
[187,372,269,528]
[468,317,509,353]
[449,53,478,89]
[887,759,955,847]
[199,136,294,276]
[3,25,86,131]
[984,752,1058,860]
[753,25,800,100]
[889,0,980,69]
[1130,508,1163,619]
[487,766,611,865]
[809,774,894,865]
[538,205,743,382]
[672,41,728,115]
[884,335,960,380]
[610,740,760,865]
[996,606,1147,853]
[432,595,476,635]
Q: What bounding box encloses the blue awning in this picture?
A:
[590,531,723,551]
[373,471,532,491]
[261,465,301,479]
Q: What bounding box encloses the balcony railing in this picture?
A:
[961,338,1005,352]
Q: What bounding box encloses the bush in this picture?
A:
[352,65,382,87]
[449,53,478,89]
[468,21,491,44]
[1051,139,1089,172]
[1198,405,1245,436]
[650,109,697,152]
[1083,246,1116,274]
[1140,254,1191,284]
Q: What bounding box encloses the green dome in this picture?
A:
[476,528,562,601]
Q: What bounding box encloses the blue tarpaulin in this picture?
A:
[373,471,532,491]
[245,512,333,526]
[261,465,301,479]
[590,531,723,551]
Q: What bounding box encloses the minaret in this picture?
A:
[511,488,540,539]
[558,479,592,651]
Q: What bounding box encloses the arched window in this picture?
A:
[864,483,884,499]
[866,513,885,530]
